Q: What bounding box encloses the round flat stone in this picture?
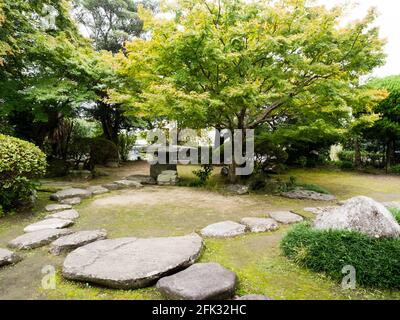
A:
[87,186,109,195]
[45,209,79,220]
[50,230,108,255]
[102,183,120,190]
[45,204,72,212]
[240,218,279,233]
[62,233,204,289]
[156,263,237,300]
[0,248,22,266]
[269,211,304,224]
[50,188,92,201]
[9,229,73,250]
[200,221,246,238]
[60,197,82,205]
[24,218,74,233]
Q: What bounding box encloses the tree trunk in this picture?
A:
[354,137,362,168]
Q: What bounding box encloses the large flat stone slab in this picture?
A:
[87,186,109,195]
[24,218,74,233]
[314,196,400,238]
[62,233,204,289]
[0,248,22,266]
[269,211,304,224]
[50,230,107,255]
[8,229,73,250]
[200,221,246,238]
[45,204,72,212]
[50,188,92,201]
[102,183,120,190]
[45,209,79,220]
[60,197,82,205]
[156,263,237,300]
[240,218,279,233]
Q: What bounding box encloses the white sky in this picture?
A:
[318,0,400,77]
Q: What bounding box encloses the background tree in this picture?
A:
[112,0,386,181]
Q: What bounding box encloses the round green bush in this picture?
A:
[281,223,400,289]
[0,135,47,210]
[86,137,119,170]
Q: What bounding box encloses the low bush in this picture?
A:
[0,135,47,211]
[390,165,400,175]
[193,165,213,186]
[88,137,119,169]
[336,160,354,170]
[281,223,400,289]
[118,133,137,162]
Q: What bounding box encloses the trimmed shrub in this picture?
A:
[281,223,400,289]
[390,165,400,175]
[118,133,137,162]
[88,137,119,167]
[0,134,47,211]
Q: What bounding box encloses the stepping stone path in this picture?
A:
[156,263,237,300]
[50,188,92,201]
[235,294,272,300]
[114,180,143,189]
[240,218,279,233]
[87,186,109,195]
[9,229,73,250]
[50,230,107,256]
[24,218,74,233]
[45,204,72,212]
[60,197,81,205]
[125,175,157,185]
[0,248,22,267]
[200,221,246,238]
[102,183,120,190]
[62,233,203,289]
[269,211,304,224]
[45,209,79,220]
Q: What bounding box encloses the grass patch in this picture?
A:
[389,208,400,224]
[281,223,400,290]
[299,183,331,195]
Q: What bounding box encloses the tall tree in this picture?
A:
[0,0,95,147]
[112,0,386,181]
[73,0,154,143]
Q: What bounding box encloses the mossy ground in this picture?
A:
[1,163,400,300]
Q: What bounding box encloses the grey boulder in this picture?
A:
[45,209,79,220]
[269,211,304,224]
[226,184,249,195]
[8,229,73,250]
[45,204,72,212]
[62,233,203,289]
[200,221,246,238]
[0,248,22,266]
[24,218,74,233]
[314,196,400,238]
[50,229,107,255]
[157,263,237,300]
[240,218,279,233]
[50,188,92,201]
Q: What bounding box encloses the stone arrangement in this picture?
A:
[281,188,337,201]
[0,175,310,301]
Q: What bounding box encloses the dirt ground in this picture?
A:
[1,162,400,300]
